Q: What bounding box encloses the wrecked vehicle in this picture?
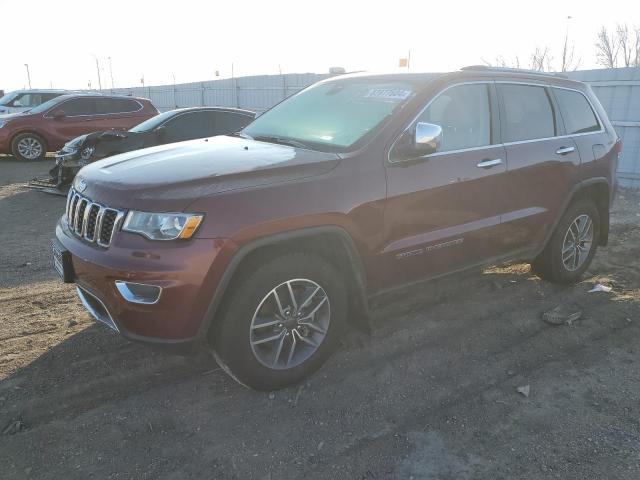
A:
[48,107,255,189]
[53,67,619,390]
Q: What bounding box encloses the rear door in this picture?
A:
[94,98,144,131]
[551,86,610,171]
[382,82,508,286]
[497,82,581,254]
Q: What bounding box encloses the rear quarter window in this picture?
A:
[553,88,601,134]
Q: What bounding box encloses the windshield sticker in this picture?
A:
[365,88,412,101]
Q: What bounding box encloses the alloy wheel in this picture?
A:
[17,137,43,160]
[249,278,330,370]
[561,214,594,272]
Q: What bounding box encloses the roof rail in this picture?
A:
[460,65,568,79]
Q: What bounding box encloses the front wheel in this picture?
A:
[531,199,600,284]
[210,253,347,390]
[11,133,47,161]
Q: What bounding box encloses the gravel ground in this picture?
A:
[1,156,639,479]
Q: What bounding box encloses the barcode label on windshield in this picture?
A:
[365,89,412,101]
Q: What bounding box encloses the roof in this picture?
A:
[322,66,586,89]
[165,106,255,116]
[51,93,150,102]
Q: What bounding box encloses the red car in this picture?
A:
[54,68,619,389]
[0,94,158,161]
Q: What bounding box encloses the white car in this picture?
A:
[0,89,70,114]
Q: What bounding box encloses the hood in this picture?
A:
[0,112,27,121]
[77,135,340,211]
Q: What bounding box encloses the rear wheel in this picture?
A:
[531,199,600,284]
[11,133,47,161]
[210,253,347,390]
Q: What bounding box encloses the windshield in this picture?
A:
[0,91,20,106]
[129,111,174,132]
[242,80,417,152]
[28,96,64,114]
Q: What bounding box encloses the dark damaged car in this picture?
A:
[49,107,255,188]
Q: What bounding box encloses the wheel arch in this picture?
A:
[198,226,371,341]
[536,177,611,258]
[10,130,49,153]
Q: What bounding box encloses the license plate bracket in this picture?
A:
[51,239,74,283]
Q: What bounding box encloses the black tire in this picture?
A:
[531,199,600,284]
[11,132,47,161]
[210,253,347,390]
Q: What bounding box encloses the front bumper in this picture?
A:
[55,216,236,347]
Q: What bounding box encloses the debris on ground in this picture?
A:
[542,305,583,326]
[2,418,26,435]
[517,385,530,398]
[588,284,612,293]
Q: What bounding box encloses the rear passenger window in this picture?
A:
[553,88,600,134]
[61,98,96,116]
[500,84,555,142]
[95,98,140,114]
[417,84,491,152]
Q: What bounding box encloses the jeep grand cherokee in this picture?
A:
[53,67,620,390]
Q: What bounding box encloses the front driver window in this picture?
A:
[416,84,491,152]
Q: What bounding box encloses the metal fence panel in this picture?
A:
[569,67,640,188]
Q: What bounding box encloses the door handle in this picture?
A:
[556,146,575,155]
[476,158,502,169]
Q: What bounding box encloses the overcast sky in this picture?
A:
[1,0,638,91]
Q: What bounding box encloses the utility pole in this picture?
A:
[24,64,32,88]
[108,56,115,89]
[91,54,102,90]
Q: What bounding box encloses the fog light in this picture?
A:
[115,281,162,304]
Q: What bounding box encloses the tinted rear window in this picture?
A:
[62,98,96,116]
[500,84,555,142]
[95,98,141,114]
[553,88,600,135]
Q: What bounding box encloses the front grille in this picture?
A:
[65,188,124,248]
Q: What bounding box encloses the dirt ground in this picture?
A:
[1,156,639,480]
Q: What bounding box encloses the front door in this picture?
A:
[381,82,508,288]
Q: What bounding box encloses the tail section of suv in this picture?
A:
[53,68,619,389]
[0,94,158,160]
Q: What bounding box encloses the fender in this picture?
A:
[533,177,610,258]
[196,225,371,340]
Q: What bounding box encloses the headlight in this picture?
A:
[0,120,7,129]
[122,211,204,240]
[80,146,95,160]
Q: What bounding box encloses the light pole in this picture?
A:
[24,64,32,88]
[108,56,115,89]
[91,54,102,90]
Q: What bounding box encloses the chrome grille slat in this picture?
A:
[66,188,124,248]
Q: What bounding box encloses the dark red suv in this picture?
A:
[53,67,620,389]
[0,94,158,161]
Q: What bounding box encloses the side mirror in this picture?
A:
[52,110,66,119]
[392,122,443,161]
[414,122,442,156]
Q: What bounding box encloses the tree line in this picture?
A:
[484,23,640,72]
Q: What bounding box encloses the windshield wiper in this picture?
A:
[252,135,310,150]
[229,131,254,140]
